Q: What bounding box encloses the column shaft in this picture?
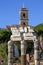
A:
[21,40,26,65]
[34,40,40,65]
[8,40,14,65]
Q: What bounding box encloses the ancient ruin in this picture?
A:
[8,7,40,65]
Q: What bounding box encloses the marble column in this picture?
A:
[34,39,40,65]
[8,40,14,65]
[21,40,26,65]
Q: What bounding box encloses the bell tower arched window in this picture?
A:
[23,13,25,19]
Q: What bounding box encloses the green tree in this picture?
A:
[0,43,8,61]
[34,23,43,59]
[34,23,43,37]
[0,29,12,42]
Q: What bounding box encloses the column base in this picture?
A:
[21,55,26,65]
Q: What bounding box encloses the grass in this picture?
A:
[0,64,6,65]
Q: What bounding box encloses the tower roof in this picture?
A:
[20,8,28,11]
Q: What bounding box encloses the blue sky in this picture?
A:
[0,0,43,28]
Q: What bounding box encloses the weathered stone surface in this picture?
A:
[23,33,34,36]
[21,55,26,65]
[34,50,40,60]
[8,40,13,65]
[21,40,26,65]
[21,40,26,55]
[34,40,40,65]
[11,35,22,41]
[24,36,34,41]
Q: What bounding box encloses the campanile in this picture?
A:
[19,7,28,26]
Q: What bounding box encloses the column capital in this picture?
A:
[21,40,26,44]
[8,40,14,46]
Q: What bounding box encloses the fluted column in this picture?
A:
[34,39,40,65]
[8,40,14,65]
[21,40,26,65]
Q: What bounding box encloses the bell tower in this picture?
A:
[19,7,28,26]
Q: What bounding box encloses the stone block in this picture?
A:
[11,35,21,41]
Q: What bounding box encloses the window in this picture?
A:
[23,13,25,19]
[23,22,26,26]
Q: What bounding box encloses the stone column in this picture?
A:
[40,36,43,50]
[34,39,40,65]
[26,54,30,65]
[8,40,14,65]
[21,40,26,65]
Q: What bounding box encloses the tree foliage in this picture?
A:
[0,43,8,61]
[34,23,43,36]
[0,29,12,42]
